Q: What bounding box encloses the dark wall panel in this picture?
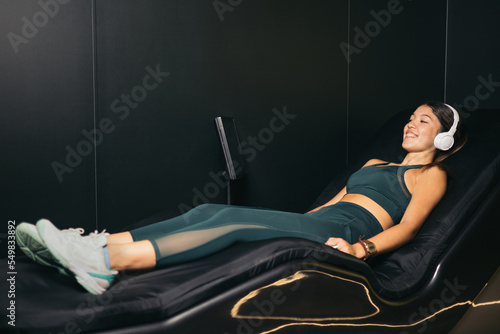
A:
[95,0,348,231]
[447,0,500,113]
[348,0,447,162]
[0,1,96,230]
[209,1,349,213]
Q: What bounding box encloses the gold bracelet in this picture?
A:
[358,236,377,260]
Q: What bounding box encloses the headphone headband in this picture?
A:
[434,103,460,151]
[444,103,459,135]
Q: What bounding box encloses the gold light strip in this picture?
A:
[229,269,500,334]
[231,270,379,321]
[255,299,500,334]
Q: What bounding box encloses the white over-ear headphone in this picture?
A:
[434,104,459,151]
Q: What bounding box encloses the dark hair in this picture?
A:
[421,101,468,171]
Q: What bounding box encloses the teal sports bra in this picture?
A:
[346,162,423,224]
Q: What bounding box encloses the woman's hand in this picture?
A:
[325,237,365,259]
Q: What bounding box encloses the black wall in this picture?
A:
[447,0,500,111]
[348,0,447,157]
[1,0,499,235]
[93,0,349,229]
[1,0,96,230]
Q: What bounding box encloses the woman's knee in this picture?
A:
[190,203,227,213]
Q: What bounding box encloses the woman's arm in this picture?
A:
[326,165,447,259]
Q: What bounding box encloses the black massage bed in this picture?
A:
[3,107,500,334]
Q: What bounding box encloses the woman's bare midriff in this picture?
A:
[339,194,394,230]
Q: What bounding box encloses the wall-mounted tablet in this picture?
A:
[215,116,247,181]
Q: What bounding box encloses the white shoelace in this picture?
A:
[62,228,109,248]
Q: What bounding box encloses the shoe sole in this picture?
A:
[16,223,68,275]
[37,219,107,295]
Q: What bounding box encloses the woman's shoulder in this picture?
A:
[416,163,448,183]
[363,158,388,167]
[419,162,448,175]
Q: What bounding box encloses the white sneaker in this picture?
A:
[37,219,117,295]
[16,222,68,275]
[16,222,110,275]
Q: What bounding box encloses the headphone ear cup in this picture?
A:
[434,132,454,151]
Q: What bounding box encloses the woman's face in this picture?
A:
[402,105,443,153]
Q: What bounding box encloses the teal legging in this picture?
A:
[129,202,382,268]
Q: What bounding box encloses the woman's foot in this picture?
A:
[16,221,112,276]
[16,222,68,275]
[36,219,117,295]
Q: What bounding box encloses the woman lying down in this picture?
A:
[16,101,467,295]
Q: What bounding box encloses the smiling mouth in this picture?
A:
[405,133,417,139]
